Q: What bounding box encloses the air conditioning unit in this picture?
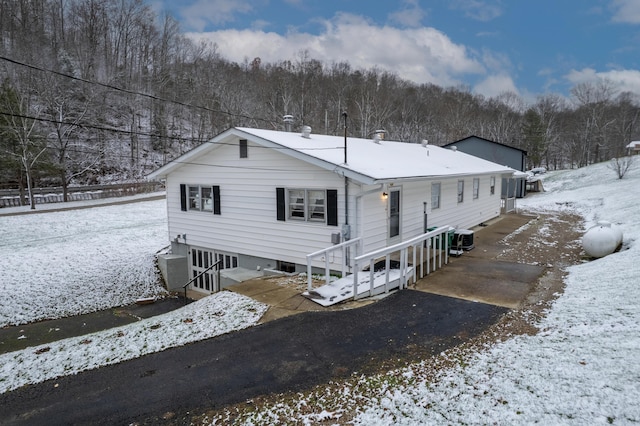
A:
[454,229,474,250]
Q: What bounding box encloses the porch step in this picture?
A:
[303,267,413,307]
[220,267,264,288]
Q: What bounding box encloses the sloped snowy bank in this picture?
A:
[0,199,169,327]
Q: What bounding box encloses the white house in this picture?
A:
[148,127,515,294]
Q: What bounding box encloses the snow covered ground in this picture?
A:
[0,195,170,327]
[213,160,640,425]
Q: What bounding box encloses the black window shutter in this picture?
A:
[276,187,286,221]
[180,184,187,211]
[213,185,221,215]
[327,189,338,226]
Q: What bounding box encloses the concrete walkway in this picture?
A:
[414,214,545,308]
[229,213,544,321]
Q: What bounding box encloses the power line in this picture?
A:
[0,55,275,125]
[0,110,344,153]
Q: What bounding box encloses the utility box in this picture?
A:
[331,232,341,244]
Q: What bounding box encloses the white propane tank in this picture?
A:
[582,221,622,258]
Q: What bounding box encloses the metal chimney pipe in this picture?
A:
[283,115,294,132]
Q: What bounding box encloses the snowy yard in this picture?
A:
[0,196,170,327]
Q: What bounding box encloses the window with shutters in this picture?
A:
[181,185,220,214]
[288,189,326,222]
[276,188,337,225]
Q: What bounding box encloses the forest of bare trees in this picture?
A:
[1,0,639,202]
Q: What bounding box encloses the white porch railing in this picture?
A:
[305,226,452,300]
[306,237,363,291]
[352,226,451,300]
[501,197,516,213]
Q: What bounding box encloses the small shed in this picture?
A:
[626,141,640,155]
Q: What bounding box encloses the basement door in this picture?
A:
[189,248,239,293]
[190,248,218,292]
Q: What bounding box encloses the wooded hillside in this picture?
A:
[1,0,638,202]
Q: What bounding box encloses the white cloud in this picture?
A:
[473,73,519,98]
[611,0,640,24]
[186,13,485,88]
[180,0,255,31]
[450,0,503,22]
[565,67,640,94]
[388,0,426,28]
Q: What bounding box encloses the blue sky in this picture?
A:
[152,0,640,102]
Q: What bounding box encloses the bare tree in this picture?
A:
[0,80,47,209]
[609,156,634,179]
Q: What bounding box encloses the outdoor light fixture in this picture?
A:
[382,192,388,199]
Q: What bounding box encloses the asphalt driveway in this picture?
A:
[0,290,507,425]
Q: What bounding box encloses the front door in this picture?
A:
[388,189,401,243]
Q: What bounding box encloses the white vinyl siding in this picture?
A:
[165,140,345,269]
[428,177,501,230]
[164,137,505,269]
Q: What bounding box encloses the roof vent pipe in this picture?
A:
[450,146,457,151]
[422,139,429,156]
[283,115,294,132]
[373,133,381,144]
[301,125,312,139]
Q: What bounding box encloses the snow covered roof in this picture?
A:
[626,141,640,149]
[149,127,515,184]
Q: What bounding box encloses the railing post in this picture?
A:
[307,259,313,292]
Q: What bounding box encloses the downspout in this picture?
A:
[342,111,351,271]
[342,111,349,237]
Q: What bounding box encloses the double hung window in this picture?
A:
[180,184,220,214]
[431,182,441,209]
[276,187,338,225]
[288,189,326,222]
